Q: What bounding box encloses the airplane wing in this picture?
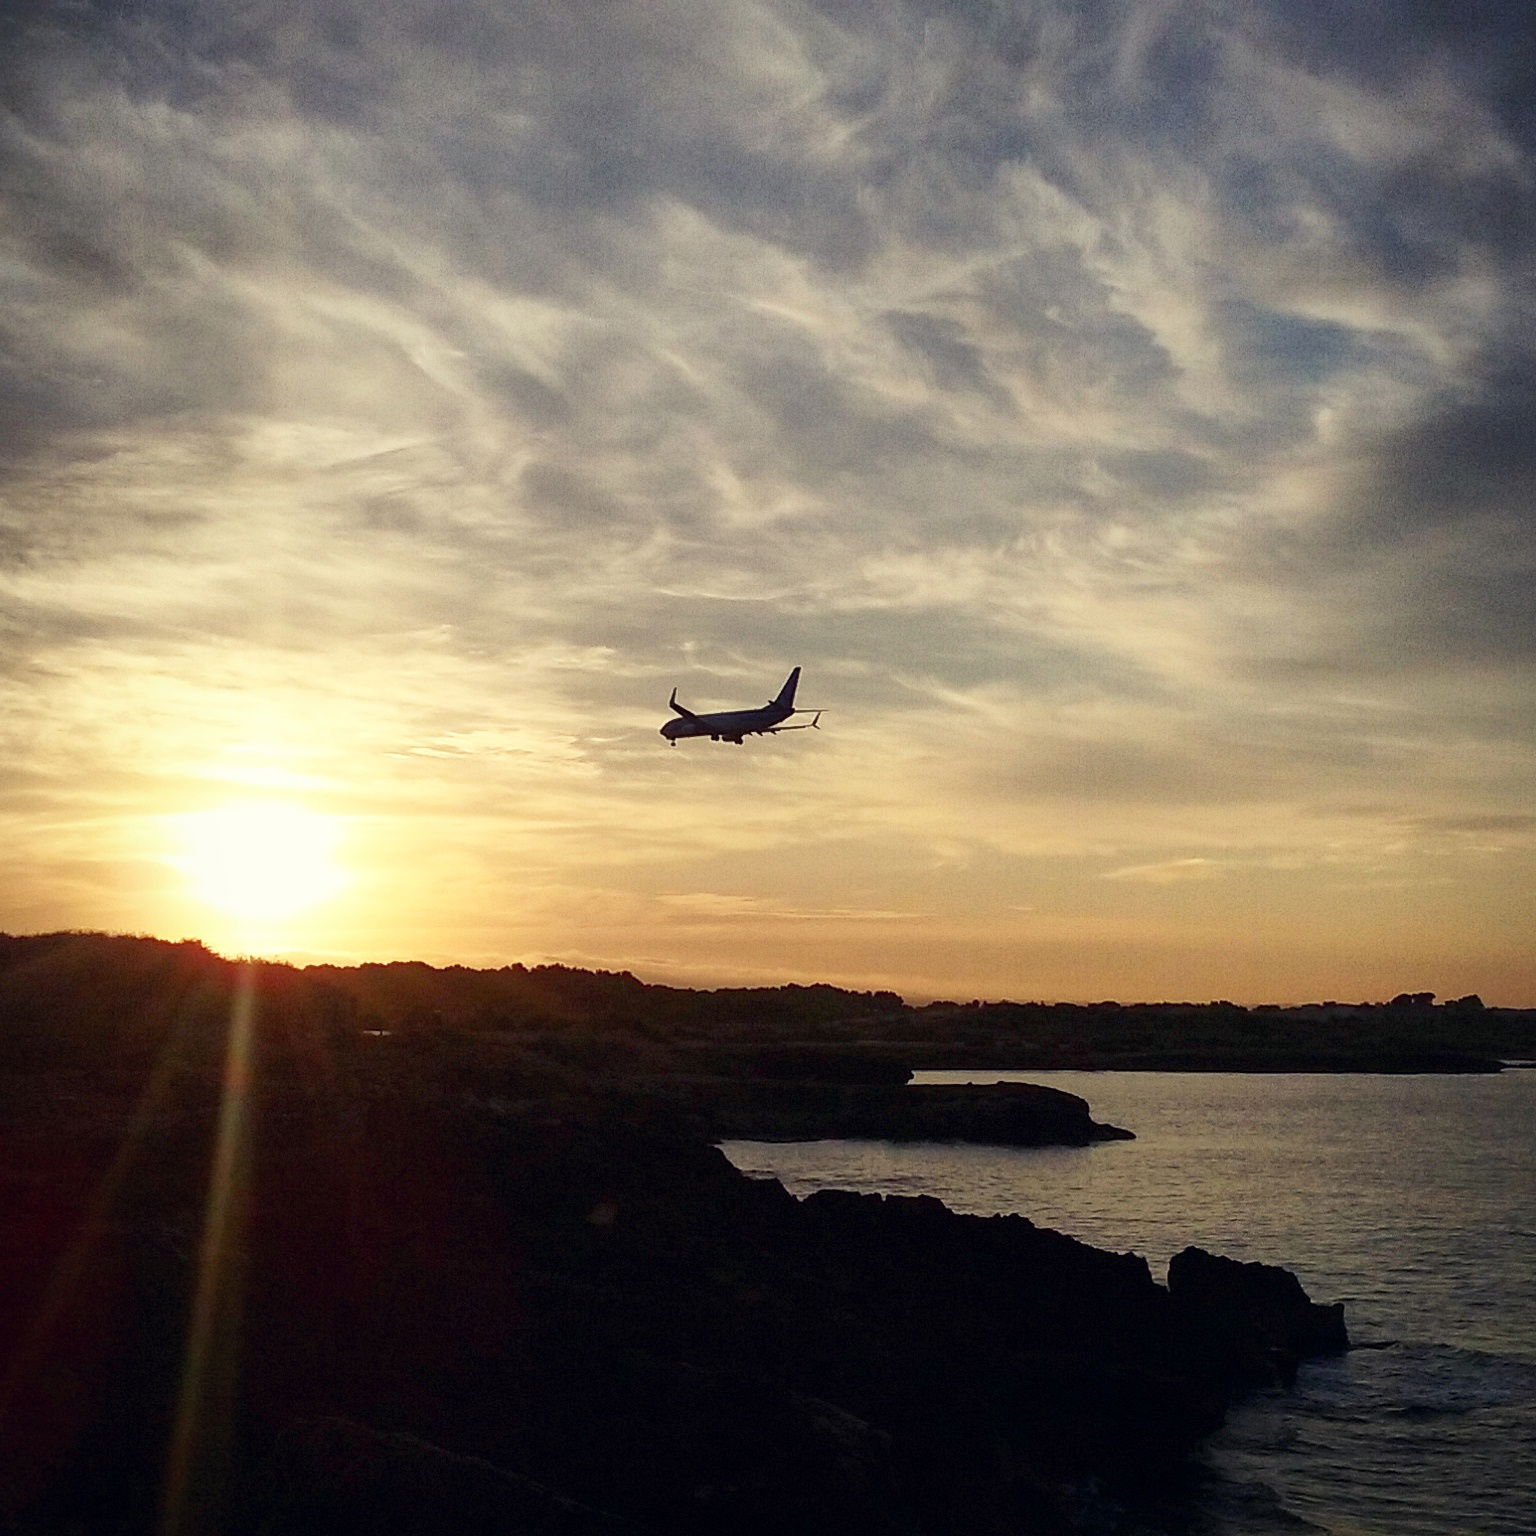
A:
[766,712,821,733]
[668,688,702,721]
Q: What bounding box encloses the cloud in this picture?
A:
[2,0,1534,999]
[658,891,920,923]
[1103,857,1224,884]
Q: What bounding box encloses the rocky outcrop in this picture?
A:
[621,1077,1135,1146]
[1167,1245,1350,1385]
[2,1070,1341,1536]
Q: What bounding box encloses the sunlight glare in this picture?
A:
[169,801,348,922]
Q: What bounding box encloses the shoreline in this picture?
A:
[0,935,1363,1534]
[1,1079,1348,1536]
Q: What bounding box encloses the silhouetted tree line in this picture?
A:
[2,931,1533,1082]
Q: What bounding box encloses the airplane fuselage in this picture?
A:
[660,702,794,744]
[660,667,813,745]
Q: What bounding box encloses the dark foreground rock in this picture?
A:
[1,1057,1346,1536]
[1168,1245,1350,1385]
[260,1418,635,1535]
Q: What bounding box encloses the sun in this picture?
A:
[169,801,348,922]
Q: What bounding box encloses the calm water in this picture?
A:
[722,1070,1536,1536]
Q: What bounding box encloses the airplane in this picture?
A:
[660,666,822,745]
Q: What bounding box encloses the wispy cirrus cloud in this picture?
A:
[1104,857,1224,884]
[3,0,1533,1000]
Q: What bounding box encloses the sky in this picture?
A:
[3,0,1534,1005]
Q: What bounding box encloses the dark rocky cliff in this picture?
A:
[0,937,1351,1534]
[3,1080,1346,1536]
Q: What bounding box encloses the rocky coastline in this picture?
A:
[1,935,1354,1534]
[3,1079,1345,1536]
[612,1075,1136,1145]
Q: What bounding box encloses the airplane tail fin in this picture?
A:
[772,667,801,710]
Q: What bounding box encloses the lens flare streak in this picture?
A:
[159,964,258,1536]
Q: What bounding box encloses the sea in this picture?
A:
[722,1069,1536,1536]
